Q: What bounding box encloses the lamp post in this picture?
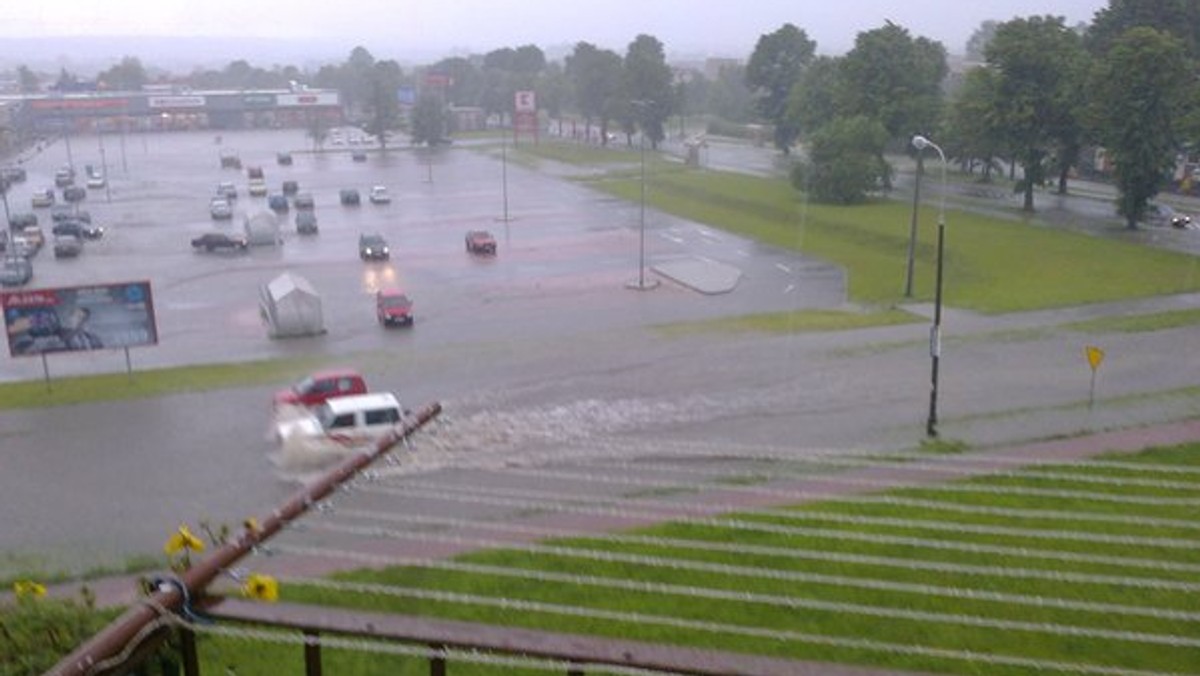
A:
[627,100,659,291]
[912,134,947,438]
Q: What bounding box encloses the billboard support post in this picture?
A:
[125,346,133,380]
[41,353,50,392]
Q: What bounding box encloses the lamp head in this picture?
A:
[912,135,931,151]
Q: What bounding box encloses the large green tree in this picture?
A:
[565,42,624,145]
[410,93,447,146]
[791,115,890,204]
[786,56,843,137]
[838,22,947,143]
[1086,0,1200,59]
[623,34,673,149]
[745,23,816,153]
[362,60,405,149]
[986,16,1087,211]
[1089,27,1191,228]
[943,66,1006,180]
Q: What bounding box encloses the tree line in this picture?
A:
[7,0,1198,226]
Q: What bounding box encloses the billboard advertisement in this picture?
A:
[148,95,206,109]
[1,281,158,357]
[276,93,340,107]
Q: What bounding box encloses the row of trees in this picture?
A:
[745,0,1200,228]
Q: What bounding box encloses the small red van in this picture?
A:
[273,369,367,408]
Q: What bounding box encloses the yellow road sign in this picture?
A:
[1085,345,1105,371]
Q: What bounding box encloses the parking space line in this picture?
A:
[775,263,793,274]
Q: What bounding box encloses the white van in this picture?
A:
[276,392,404,447]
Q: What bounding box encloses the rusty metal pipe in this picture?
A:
[47,401,443,676]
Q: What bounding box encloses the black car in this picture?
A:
[340,188,361,206]
[358,233,389,260]
[295,210,318,235]
[268,193,290,213]
[0,256,33,286]
[276,152,293,166]
[63,186,87,203]
[52,219,104,240]
[351,151,367,162]
[1,167,26,183]
[9,212,37,229]
[191,232,248,252]
[282,180,299,195]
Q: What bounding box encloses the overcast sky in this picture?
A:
[1,1,1110,59]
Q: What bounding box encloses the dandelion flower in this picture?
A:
[242,574,279,602]
[13,580,47,598]
[164,525,206,555]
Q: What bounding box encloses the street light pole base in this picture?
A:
[625,278,660,291]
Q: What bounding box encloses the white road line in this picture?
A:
[784,284,796,294]
[776,263,793,274]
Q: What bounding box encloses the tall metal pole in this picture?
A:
[904,153,924,297]
[638,131,646,289]
[912,135,947,438]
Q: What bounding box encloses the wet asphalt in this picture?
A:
[1,129,1198,579]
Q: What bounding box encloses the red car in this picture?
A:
[465,230,497,255]
[273,369,368,408]
[376,289,414,327]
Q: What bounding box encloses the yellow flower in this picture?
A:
[13,580,47,598]
[164,525,206,555]
[242,574,279,602]
[243,518,260,535]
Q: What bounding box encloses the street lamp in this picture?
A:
[904,151,924,297]
[911,134,947,438]
[627,99,659,291]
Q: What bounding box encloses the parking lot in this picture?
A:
[1,128,844,383]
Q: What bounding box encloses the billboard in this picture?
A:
[276,93,339,107]
[1,281,158,357]
[148,95,206,109]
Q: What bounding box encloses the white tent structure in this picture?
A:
[244,210,281,246]
[260,272,325,338]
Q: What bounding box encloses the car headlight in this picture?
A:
[382,247,389,254]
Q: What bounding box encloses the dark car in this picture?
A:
[63,185,87,203]
[293,192,315,210]
[9,212,38,229]
[340,188,361,206]
[282,180,299,195]
[51,206,90,223]
[358,233,389,260]
[465,229,497,255]
[53,235,83,258]
[276,152,293,166]
[54,167,75,188]
[191,232,248,252]
[295,210,318,235]
[351,150,367,162]
[376,289,414,326]
[53,219,105,240]
[0,167,27,183]
[267,193,290,213]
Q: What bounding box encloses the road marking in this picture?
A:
[736,249,750,257]
[659,233,684,244]
[784,284,796,294]
[775,263,793,274]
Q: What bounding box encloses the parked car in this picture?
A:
[369,185,391,204]
[282,180,299,195]
[273,369,368,408]
[465,230,497,255]
[293,192,315,210]
[376,289,414,327]
[8,236,37,259]
[52,219,103,240]
[339,188,361,206]
[0,256,32,286]
[53,234,83,258]
[217,181,238,200]
[19,225,44,250]
[86,173,106,189]
[268,193,289,213]
[54,167,74,187]
[276,151,293,166]
[209,197,233,220]
[62,186,87,203]
[8,212,37,229]
[247,166,267,196]
[51,205,83,223]
[220,150,242,169]
[191,232,248,251]
[295,210,318,235]
[358,233,390,261]
[31,188,54,208]
[351,150,367,162]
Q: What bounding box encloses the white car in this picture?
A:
[86,174,106,189]
[209,198,233,220]
[369,185,391,204]
[31,189,54,208]
[275,392,404,448]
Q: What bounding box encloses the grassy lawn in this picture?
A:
[186,441,1200,675]
[654,308,921,335]
[514,141,1200,314]
[1063,307,1200,333]
[0,356,328,410]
